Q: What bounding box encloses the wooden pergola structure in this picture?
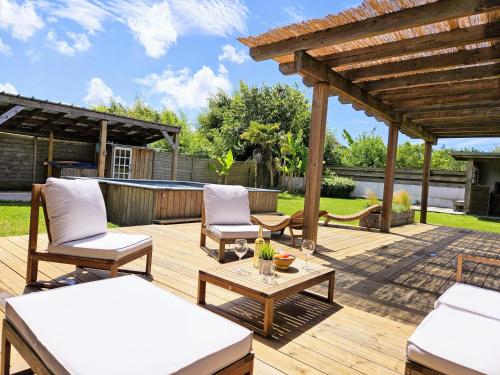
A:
[0,92,180,179]
[239,0,500,240]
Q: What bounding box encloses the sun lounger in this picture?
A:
[1,276,254,375]
[200,184,270,262]
[251,210,328,246]
[323,205,381,231]
[26,178,152,285]
[405,254,500,375]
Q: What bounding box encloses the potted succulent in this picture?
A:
[361,189,415,229]
[259,243,276,281]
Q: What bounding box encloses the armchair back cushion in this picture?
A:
[44,178,107,244]
[203,184,251,226]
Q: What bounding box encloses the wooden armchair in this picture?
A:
[27,181,153,286]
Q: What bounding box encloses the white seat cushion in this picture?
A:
[47,232,151,261]
[435,283,500,321]
[204,184,252,225]
[44,178,107,244]
[6,276,252,375]
[407,305,500,375]
[207,224,271,240]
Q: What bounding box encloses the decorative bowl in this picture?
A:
[273,253,296,270]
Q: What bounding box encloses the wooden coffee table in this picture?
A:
[197,258,335,337]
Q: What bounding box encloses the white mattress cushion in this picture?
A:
[5,276,252,375]
[435,283,500,321]
[44,178,107,244]
[207,224,271,240]
[407,305,500,375]
[47,232,151,260]
[203,184,252,225]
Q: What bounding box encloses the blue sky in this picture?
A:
[1,0,498,151]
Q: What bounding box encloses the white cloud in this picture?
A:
[170,0,247,36]
[0,82,18,94]
[111,0,247,58]
[25,47,41,62]
[0,0,44,40]
[284,5,305,23]
[83,77,124,106]
[50,0,110,34]
[137,64,231,109]
[47,31,91,55]
[218,44,248,64]
[0,37,12,55]
[112,0,177,59]
[84,77,124,106]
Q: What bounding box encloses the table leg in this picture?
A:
[197,276,206,305]
[328,273,335,303]
[263,297,275,338]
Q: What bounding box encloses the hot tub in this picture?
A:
[69,178,279,226]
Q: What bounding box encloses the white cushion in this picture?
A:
[47,232,151,261]
[5,276,252,375]
[203,184,251,225]
[407,305,500,375]
[435,283,500,321]
[44,178,107,244]
[207,224,271,240]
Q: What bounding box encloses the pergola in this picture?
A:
[0,92,180,179]
[239,0,500,240]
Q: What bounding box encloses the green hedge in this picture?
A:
[321,176,356,198]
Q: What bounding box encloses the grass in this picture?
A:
[277,192,500,234]
[0,201,118,237]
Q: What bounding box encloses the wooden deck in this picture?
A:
[1,222,499,374]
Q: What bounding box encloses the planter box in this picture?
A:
[360,209,415,229]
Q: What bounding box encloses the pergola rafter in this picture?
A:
[240,0,500,239]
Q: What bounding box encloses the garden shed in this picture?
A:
[0,92,180,190]
[453,152,500,216]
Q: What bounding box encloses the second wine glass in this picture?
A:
[234,239,248,275]
[301,239,315,271]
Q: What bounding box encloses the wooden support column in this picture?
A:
[380,122,399,233]
[32,137,37,183]
[464,160,474,213]
[47,131,54,178]
[420,141,433,224]
[171,133,179,181]
[303,81,329,242]
[98,120,107,177]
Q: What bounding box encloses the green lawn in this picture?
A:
[277,193,500,234]
[0,201,117,237]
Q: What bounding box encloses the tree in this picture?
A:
[340,130,387,167]
[241,121,281,187]
[209,150,234,184]
[278,131,308,192]
[396,142,425,169]
[324,131,344,166]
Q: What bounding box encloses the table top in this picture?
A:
[199,258,334,298]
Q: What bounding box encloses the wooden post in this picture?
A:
[303,81,329,242]
[420,141,433,223]
[464,160,474,213]
[47,131,54,178]
[171,133,179,181]
[380,122,399,233]
[32,136,37,183]
[98,120,107,177]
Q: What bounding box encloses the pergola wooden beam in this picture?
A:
[249,0,498,61]
[389,93,499,108]
[343,46,500,81]
[320,21,500,67]
[97,120,107,177]
[406,107,500,120]
[285,51,436,143]
[381,122,399,233]
[362,62,500,92]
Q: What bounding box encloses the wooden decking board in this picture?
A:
[0,222,499,374]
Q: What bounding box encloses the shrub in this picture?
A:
[364,188,379,207]
[392,190,411,213]
[321,176,356,198]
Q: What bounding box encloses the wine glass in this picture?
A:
[301,239,315,271]
[234,239,248,275]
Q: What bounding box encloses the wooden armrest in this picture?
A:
[456,254,500,282]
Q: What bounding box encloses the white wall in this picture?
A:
[351,181,464,208]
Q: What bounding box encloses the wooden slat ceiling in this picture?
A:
[0,93,179,146]
[239,0,500,142]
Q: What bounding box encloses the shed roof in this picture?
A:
[0,92,179,146]
[239,0,500,142]
[452,151,500,160]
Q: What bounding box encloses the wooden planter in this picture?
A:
[360,209,415,229]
